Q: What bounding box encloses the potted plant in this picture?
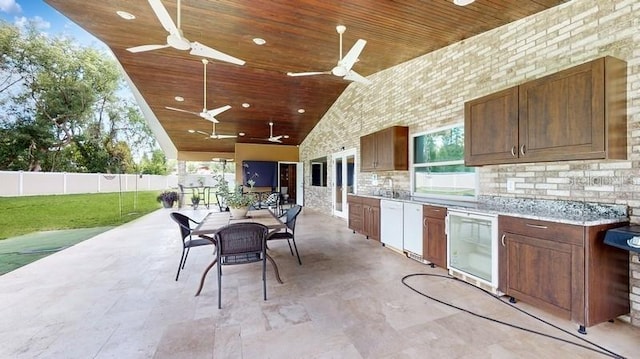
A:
[157,190,179,208]
[225,186,256,218]
[191,190,201,209]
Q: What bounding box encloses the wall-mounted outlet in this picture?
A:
[371,173,378,186]
[507,179,516,192]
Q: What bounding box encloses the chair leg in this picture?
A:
[182,247,191,269]
[176,248,186,281]
[217,259,222,309]
[262,256,267,301]
[286,239,294,256]
[291,238,301,265]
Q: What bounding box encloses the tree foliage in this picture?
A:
[0,20,159,173]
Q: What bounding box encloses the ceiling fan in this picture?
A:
[286,25,371,85]
[193,122,237,140]
[255,122,288,143]
[165,58,230,123]
[127,0,245,66]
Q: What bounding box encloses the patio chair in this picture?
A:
[267,204,302,265]
[214,222,269,309]
[169,212,215,281]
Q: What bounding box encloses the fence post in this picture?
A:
[19,171,24,196]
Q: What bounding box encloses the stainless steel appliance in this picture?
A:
[446,209,499,294]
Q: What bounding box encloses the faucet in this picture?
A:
[381,176,394,198]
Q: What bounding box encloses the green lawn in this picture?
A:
[0,191,163,240]
[0,191,167,274]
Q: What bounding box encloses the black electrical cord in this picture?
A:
[401,273,626,359]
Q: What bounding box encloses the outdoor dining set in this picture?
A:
[169,203,302,309]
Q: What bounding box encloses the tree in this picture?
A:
[139,149,169,175]
[0,20,158,173]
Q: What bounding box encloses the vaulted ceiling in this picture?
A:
[44,0,566,158]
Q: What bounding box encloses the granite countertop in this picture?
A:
[350,194,628,226]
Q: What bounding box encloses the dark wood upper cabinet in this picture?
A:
[360,126,409,172]
[464,87,519,166]
[465,56,627,166]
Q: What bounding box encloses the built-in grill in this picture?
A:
[604,225,640,253]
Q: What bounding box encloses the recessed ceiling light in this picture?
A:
[252,38,266,45]
[116,10,136,20]
[174,96,184,102]
[242,103,250,108]
[297,108,305,114]
[453,0,475,6]
[284,135,290,139]
[188,129,195,133]
[239,132,245,136]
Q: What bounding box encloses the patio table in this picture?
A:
[192,209,286,296]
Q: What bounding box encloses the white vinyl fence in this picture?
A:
[0,171,178,197]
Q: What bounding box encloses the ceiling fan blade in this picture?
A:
[268,138,283,143]
[214,134,237,139]
[127,44,170,53]
[340,39,366,72]
[287,71,330,77]
[148,0,180,35]
[190,42,245,66]
[198,112,220,124]
[344,70,372,85]
[205,105,231,118]
[196,130,209,136]
[165,106,200,116]
[271,135,283,141]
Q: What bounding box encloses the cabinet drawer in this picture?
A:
[361,197,380,208]
[499,216,583,246]
[347,195,362,205]
[424,205,446,219]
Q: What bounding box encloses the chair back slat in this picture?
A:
[216,223,268,256]
[285,205,302,231]
[170,212,192,241]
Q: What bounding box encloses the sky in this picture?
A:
[0,0,108,50]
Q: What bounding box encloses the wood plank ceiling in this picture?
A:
[44,0,566,156]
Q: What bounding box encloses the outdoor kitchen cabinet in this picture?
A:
[423,205,447,268]
[347,195,380,241]
[498,216,630,331]
[347,195,363,234]
[360,126,409,172]
[465,56,627,166]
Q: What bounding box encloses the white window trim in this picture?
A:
[410,124,478,202]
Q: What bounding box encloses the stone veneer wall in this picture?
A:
[299,0,640,325]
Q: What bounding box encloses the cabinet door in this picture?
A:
[360,133,377,172]
[424,216,447,268]
[464,86,519,166]
[368,206,380,241]
[348,202,363,233]
[374,129,394,170]
[505,232,576,318]
[519,59,606,161]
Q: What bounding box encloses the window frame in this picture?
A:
[410,123,478,202]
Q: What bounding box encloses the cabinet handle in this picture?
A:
[501,234,506,247]
[525,223,547,229]
[520,144,526,156]
[423,218,427,228]
[511,146,517,157]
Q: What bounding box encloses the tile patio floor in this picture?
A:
[0,208,638,358]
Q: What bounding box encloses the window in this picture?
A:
[411,124,476,200]
[310,156,328,187]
